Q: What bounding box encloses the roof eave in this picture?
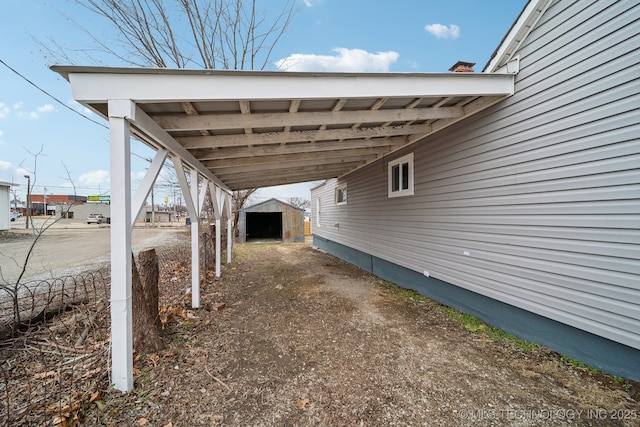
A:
[483,0,553,73]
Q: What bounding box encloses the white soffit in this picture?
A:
[52,66,515,191]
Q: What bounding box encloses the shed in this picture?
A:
[238,198,304,243]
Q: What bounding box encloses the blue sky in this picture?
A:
[0,0,527,205]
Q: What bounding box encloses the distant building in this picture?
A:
[0,181,12,230]
[29,194,87,216]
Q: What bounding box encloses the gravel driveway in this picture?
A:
[0,223,184,283]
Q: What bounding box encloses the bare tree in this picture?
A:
[287,197,310,210]
[44,0,299,70]
[0,153,81,337]
[232,188,256,229]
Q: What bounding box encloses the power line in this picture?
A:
[0,58,156,163]
[0,58,108,130]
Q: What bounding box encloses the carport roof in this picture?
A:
[52,66,514,191]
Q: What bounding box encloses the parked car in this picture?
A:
[10,212,21,222]
[87,214,105,224]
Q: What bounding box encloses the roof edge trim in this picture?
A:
[483,0,553,73]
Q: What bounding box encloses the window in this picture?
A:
[388,153,414,197]
[335,183,347,205]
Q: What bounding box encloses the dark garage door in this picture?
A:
[246,212,283,241]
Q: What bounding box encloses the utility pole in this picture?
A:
[151,185,156,227]
[24,175,30,229]
[11,188,18,217]
[173,189,177,222]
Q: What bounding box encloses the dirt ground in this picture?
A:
[82,240,639,427]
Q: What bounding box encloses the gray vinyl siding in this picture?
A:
[312,0,640,350]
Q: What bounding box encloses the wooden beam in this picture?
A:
[177,123,432,148]
[224,168,358,189]
[191,136,405,160]
[208,154,379,174]
[154,106,462,131]
[203,147,384,168]
[218,162,360,182]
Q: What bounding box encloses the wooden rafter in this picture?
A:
[154,106,463,131]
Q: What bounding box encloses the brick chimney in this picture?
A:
[449,61,475,73]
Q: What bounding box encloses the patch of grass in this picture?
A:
[373,278,430,303]
[487,328,540,353]
[379,281,541,353]
[613,376,633,393]
[440,307,486,333]
[438,305,540,352]
[559,355,599,374]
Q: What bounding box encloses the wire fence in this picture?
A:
[0,237,205,426]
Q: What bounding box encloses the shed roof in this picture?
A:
[242,197,304,212]
[52,66,514,191]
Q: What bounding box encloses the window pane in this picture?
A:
[401,162,409,190]
[337,187,347,203]
[392,165,400,192]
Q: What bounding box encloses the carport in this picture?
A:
[52,66,514,391]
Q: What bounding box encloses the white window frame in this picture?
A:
[388,153,414,198]
[335,183,347,205]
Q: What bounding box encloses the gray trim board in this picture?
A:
[313,235,640,382]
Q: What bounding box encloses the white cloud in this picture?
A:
[16,103,57,119]
[37,104,55,114]
[424,23,460,40]
[0,103,9,118]
[275,48,399,72]
[79,170,109,187]
[0,160,30,183]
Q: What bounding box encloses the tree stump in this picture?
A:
[132,249,164,353]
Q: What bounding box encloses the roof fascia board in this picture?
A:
[59,69,513,103]
[484,0,552,72]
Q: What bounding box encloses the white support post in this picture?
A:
[227,217,233,264]
[207,181,222,278]
[226,193,233,264]
[108,99,135,393]
[173,157,201,308]
[190,169,200,308]
[215,218,221,277]
[214,186,226,278]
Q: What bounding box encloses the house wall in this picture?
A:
[312,0,640,380]
[238,199,305,243]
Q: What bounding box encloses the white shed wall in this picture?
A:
[0,184,10,231]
